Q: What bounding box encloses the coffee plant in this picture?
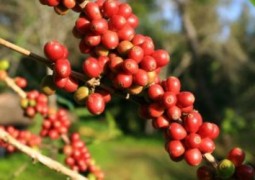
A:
[0,0,254,179]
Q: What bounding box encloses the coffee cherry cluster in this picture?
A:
[20,90,49,118]
[0,126,41,153]
[39,0,89,15]
[137,76,220,166]
[64,133,104,180]
[42,40,78,94]
[40,109,71,139]
[69,0,169,114]
[197,147,255,180]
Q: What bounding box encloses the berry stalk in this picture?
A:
[0,128,87,180]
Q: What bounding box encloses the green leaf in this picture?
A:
[250,0,255,6]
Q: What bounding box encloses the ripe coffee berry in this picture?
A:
[114,72,133,89]
[133,69,149,86]
[198,122,219,139]
[102,0,119,18]
[227,147,245,167]
[83,57,102,78]
[196,165,214,180]
[236,164,255,180]
[84,2,102,20]
[185,133,201,149]
[184,148,202,166]
[122,59,138,74]
[86,93,105,115]
[166,140,185,158]
[14,77,27,88]
[162,92,177,108]
[152,49,170,67]
[101,30,119,49]
[90,18,108,35]
[54,59,71,78]
[140,56,157,72]
[152,115,169,129]
[177,91,195,108]
[183,111,203,133]
[44,41,65,61]
[199,137,215,153]
[162,76,181,94]
[147,84,164,101]
[167,123,187,140]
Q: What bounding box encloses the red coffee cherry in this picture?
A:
[162,76,181,94]
[162,92,177,108]
[140,37,155,56]
[46,0,60,6]
[83,57,102,78]
[86,93,105,115]
[198,122,219,139]
[199,137,215,153]
[75,17,91,35]
[152,49,170,67]
[117,3,132,18]
[184,148,202,166]
[177,91,195,108]
[122,59,138,74]
[101,30,119,49]
[114,73,133,89]
[109,15,127,30]
[133,69,149,86]
[236,164,255,180]
[90,18,108,35]
[44,41,65,61]
[183,111,203,133]
[54,75,68,88]
[166,105,181,120]
[83,33,101,47]
[227,147,245,167]
[63,77,78,93]
[96,89,111,103]
[132,34,145,45]
[84,2,102,20]
[62,0,76,9]
[128,46,144,63]
[102,0,119,18]
[167,123,187,140]
[166,140,185,158]
[185,133,201,149]
[54,59,71,78]
[147,84,164,101]
[14,77,27,88]
[148,102,165,118]
[152,115,170,129]
[108,56,123,72]
[127,13,139,28]
[140,55,157,72]
[196,165,214,180]
[117,25,135,41]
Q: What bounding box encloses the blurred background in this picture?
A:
[1,0,255,179]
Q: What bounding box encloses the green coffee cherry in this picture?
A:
[73,86,90,104]
[0,60,10,70]
[20,98,29,109]
[217,159,235,179]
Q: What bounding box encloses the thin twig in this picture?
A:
[0,129,87,180]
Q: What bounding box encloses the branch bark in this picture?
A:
[0,128,87,180]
